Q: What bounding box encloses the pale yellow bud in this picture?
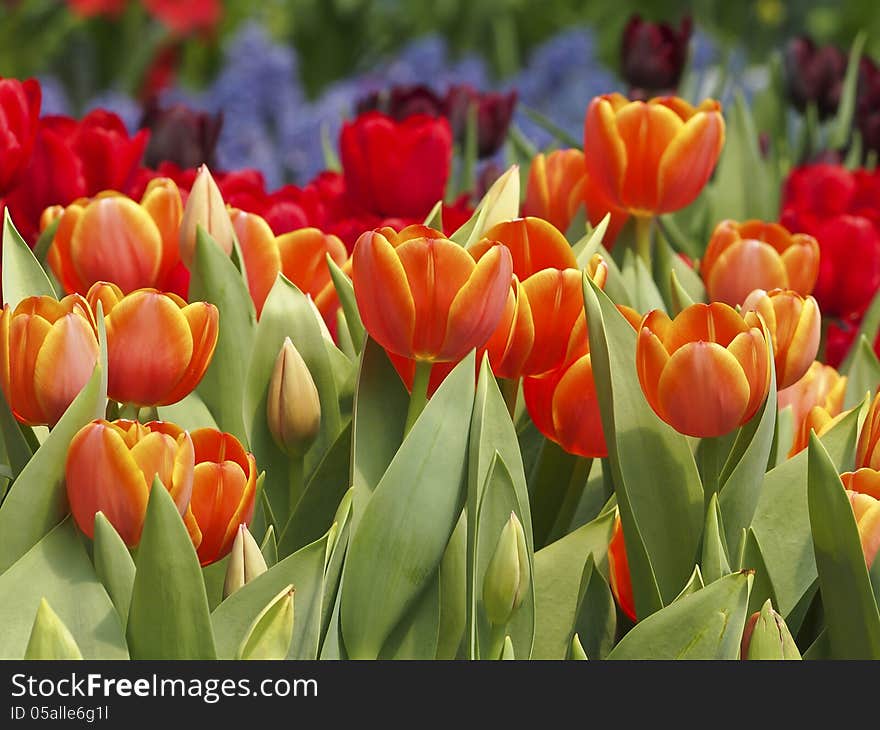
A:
[267,337,321,457]
[179,164,235,266]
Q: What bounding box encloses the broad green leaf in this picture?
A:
[572,213,609,265]
[669,270,696,315]
[583,277,703,616]
[718,337,777,548]
[608,572,752,659]
[529,441,591,549]
[829,32,867,149]
[843,335,880,409]
[157,390,218,431]
[379,574,440,659]
[277,421,352,558]
[327,255,365,353]
[236,585,295,660]
[0,388,33,479]
[467,356,534,657]
[451,166,519,247]
[803,629,832,660]
[674,565,705,600]
[620,249,665,314]
[212,533,327,660]
[532,510,615,659]
[654,228,705,314]
[772,406,794,469]
[807,432,880,658]
[0,519,127,659]
[203,555,230,611]
[741,528,778,614]
[437,513,467,659]
[572,554,616,660]
[2,209,56,307]
[24,599,83,660]
[701,494,731,583]
[751,404,862,620]
[190,226,256,444]
[242,275,342,519]
[341,352,475,659]
[0,329,106,573]
[92,513,135,624]
[127,478,216,659]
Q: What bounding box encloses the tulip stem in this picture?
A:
[500,377,519,420]
[635,216,653,266]
[118,402,139,421]
[699,435,724,502]
[289,456,305,516]
[404,361,433,436]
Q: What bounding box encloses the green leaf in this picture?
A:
[378,574,441,659]
[0,388,33,479]
[500,635,515,659]
[0,519,127,659]
[24,599,83,660]
[843,335,880,409]
[157,390,218,431]
[532,510,615,659]
[92,513,135,625]
[620,249,666,314]
[32,216,59,264]
[212,533,328,660]
[203,555,230,611]
[236,585,295,660]
[654,228,705,314]
[2,209,56,307]
[0,333,106,573]
[467,356,534,657]
[669,270,696,315]
[740,529,778,615]
[608,571,753,659]
[327,255,365,353]
[242,275,343,519]
[529,441,591,549]
[701,494,731,583]
[570,633,588,660]
[675,565,705,600]
[126,477,216,659]
[320,122,341,171]
[437,513,467,659]
[423,200,444,231]
[807,432,880,658]
[189,226,256,444]
[829,32,867,149]
[572,554,616,660]
[750,404,862,620]
[341,352,476,659]
[450,166,519,247]
[657,214,702,260]
[718,337,777,548]
[572,213,609,266]
[583,276,703,616]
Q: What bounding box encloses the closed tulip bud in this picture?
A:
[65,419,195,546]
[700,220,820,306]
[583,94,724,216]
[742,288,821,389]
[740,599,801,659]
[267,337,321,457]
[840,475,880,567]
[0,294,99,426]
[179,164,235,266]
[223,524,268,599]
[482,512,530,626]
[87,282,219,407]
[636,302,771,437]
[469,216,577,279]
[352,226,512,363]
[621,15,692,98]
[187,428,258,566]
[857,391,880,470]
[608,515,636,622]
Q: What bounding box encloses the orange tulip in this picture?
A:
[608,515,637,622]
[840,473,880,567]
[636,302,770,437]
[186,428,258,566]
[351,227,512,362]
[47,181,183,294]
[583,93,724,216]
[483,276,535,380]
[65,419,195,546]
[524,150,587,233]
[741,288,821,389]
[86,282,219,407]
[700,220,820,306]
[857,392,880,470]
[778,360,846,442]
[469,216,576,279]
[789,404,845,457]
[278,227,348,304]
[0,294,99,426]
[230,208,280,318]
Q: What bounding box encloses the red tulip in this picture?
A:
[0,77,40,196]
[71,109,149,195]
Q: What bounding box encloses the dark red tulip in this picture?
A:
[356,84,446,120]
[0,77,41,196]
[857,56,880,161]
[784,36,848,120]
[444,85,517,159]
[140,101,223,170]
[340,111,452,219]
[621,14,692,98]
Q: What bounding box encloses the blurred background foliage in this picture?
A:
[0,0,874,108]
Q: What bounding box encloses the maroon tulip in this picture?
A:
[784,36,848,120]
[140,101,223,170]
[857,56,880,161]
[444,85,517,159]
[621,14,692,98]
[355,84,446,120]
[0,77,41,196]
[340,111,452,219]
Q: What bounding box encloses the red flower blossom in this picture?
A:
[0,77,41,196]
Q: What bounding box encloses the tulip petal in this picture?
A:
[583,96,628,209]
[727,328,771,422]
[352,231,416,358]
[635,324,670,419]
[478,217,577,278]
[657,341,750,437]
[523,369,563,440]
[780,234,821,296]
[141,177,184,282]
[191,459,249,565]
[521,268,585,375]
[775,294,821,389]
[230,209,280,318]
[664,302,749,352]
[552,354,607,458]
[9,313,52,424]
[162,302,219,406]
[844,469,880,501]
[129,432,179,502]
[47,204,89,294]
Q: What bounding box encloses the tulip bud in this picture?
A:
[482,512,530,626]
[179,164,235,266]
[223,524,269,599]
[740,599,801,659]
[267,338,321,457]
